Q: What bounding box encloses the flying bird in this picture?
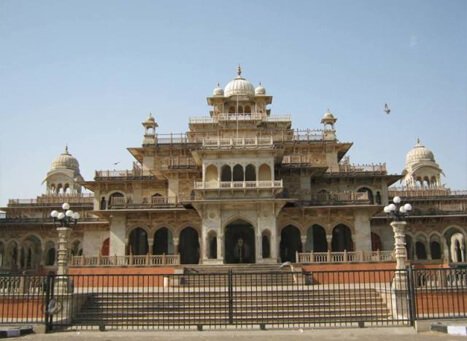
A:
[113,162,120,166]
[384,103,391,115]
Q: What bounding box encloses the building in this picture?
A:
[0,68,466,273]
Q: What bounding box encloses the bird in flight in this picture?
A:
[384,103,391,115]
[113,162,120,166]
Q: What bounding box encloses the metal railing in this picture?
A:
[297,250,394,263]
[1,267,467,331]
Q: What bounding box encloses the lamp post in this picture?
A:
[50,203,79,293]
[384,196,412,289]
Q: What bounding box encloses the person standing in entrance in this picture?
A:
[234,238,249,263]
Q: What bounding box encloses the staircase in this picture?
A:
[70,271,394,329]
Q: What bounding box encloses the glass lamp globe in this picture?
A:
[50,210,58,218]
[66,210,74,217]
[57,212,65,220]
[72,212,80,220]
[62,203,70,210]
[404,203,412,211]
[393,196,401,204]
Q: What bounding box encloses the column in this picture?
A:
[109,214,126,256]
[353,210,372,251]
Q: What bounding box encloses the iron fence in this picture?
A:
[0,267,466,332]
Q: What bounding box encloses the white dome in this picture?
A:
[224,66,255,97]
[50,146,80,172]
[255,83,266,95]
[213,83,224,96]
[405,139,435,166]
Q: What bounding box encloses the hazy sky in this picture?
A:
[0,0,466,206]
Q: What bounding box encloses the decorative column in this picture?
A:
[391,221,408,289]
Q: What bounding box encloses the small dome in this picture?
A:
[224,66,255,97]
[213,83,224,96]
[405,139,435,166]
[50,146,80,172]
[255,83,266,95]
[321,109,337,124]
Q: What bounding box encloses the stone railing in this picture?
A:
[292,129,325,141]
[389,187,467,198]
[194,180,283,190]
[71,254,180,267]
[282,155,326,167]
[335,163,387,174]
[7,194,94,207]
[95,169,154,179]
[202,136,273,148]
[109,196,180,209]
[0,276,44,294]
[297,250,394,264]
[294,191,370,205]
[413,268,467,288]
[161,157,197,169]
[189,113,291,124]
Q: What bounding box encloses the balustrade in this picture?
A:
[194,180,283,190]
[71,254,180,267]
[297,250,394,264]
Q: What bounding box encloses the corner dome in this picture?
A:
[224,66,255,97]
[405,139,435,166]
[50,146,80,172]
[213,83,224,96]
[255,83,266,95]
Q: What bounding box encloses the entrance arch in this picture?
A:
[153,227,174,255]
[179,227,199,264]
[331,224,353,252]
[280,225,302,262]
[128,227,148,255]
[224,220,255,264]
[305,225,327,252]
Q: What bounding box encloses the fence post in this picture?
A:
[228,270,233,324]
[44,273,54,333]
[406,266,416,326]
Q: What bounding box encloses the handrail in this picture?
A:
[297,250,394,264]
[194,180,283,190]
[70,254,181,267]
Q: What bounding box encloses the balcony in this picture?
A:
[194,180,283,190]
[160,156,197,170]
[95,169,155,180]
[202,136,273,149]
[108,196,180,210]
[7,194,94,207]
[325,163,387,176]
[71,254,180,267]
[282,155,327,168]
[189,113,291,125]
[296,191,371,206]
[297,250,394,264]
[389,187,467,199]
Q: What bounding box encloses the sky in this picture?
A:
[0,0,466,206]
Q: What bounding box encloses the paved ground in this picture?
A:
[16,328,466,341]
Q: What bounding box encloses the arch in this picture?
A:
[245,164,256,181]
[6,241,19,269]
[128,227,148,255]
[357,187,374,204]
[179,227,200,264]
[221,165,232,182]
[44,241,56,266]
[100,197,107,210]
[258,164,271,181]
[415,241,427,260]
[56,184,63,194]
[71,240,82,256]
[305,225,327,252]
[153,227,174,255]
[237,106,244,114]
[225,220,255,263]
[262,230,271,259]
[207,230,217,259]
[443,227,466,263]
[228,106,235,114]
[430,240,442,260]
[244,105,251,114]
[375,192,382,205]
[205,164,218,183]
[233,164,244,182]
[101,238,109,256]
[108,191,125,208]
[280,225,302,262]
[331,224,353,252]
[22,235,42,269]
[371,232,382,251]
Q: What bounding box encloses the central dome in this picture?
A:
[224,66,255,97]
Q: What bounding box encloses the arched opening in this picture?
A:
[444,228,465,263]
[64,184,70,194]
[179,227,200,264]
[261,230,271,259]
[358,187,374,204]
[430,240,442,260]
[207,231,217,259]
[228,106,235,114]
[101,238,110,256]
[305,225,327,252]
[244,105,251,114]
[44,240,56,266]
[233,164,244,182]
[371,232,382,251]
[237,106,244,114]
[245,164,256,181]
[375,192,382,205]
[225,220,255,264]
[22,235,42,269]
[153,227,174,255]
[128,228,148,255]
[100,197,106,210]
[205,165,218,184]
[258,164,271,181]
[415,241,427,260]
[108,192,124,208]
[57,184,63,194]
[280,225,302,262]
[221,165,232,182]
[71,240,82,256]
[331,224,353,252]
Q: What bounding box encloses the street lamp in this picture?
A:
[384,196,412,290]
[50,203,79,293]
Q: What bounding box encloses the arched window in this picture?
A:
[179,227,200,264]
[205,165,218,183]
[415,241,427,260]
[128,228,148,255]
[100,197,106,210]
[405,235,414,260]
[101,238,110,256]
[229,106,235,114]
[280,225,302,262]
[46,247,56,266]
[108,192,125,208]
[262,230,271,259]
[221,165,232,182]
[245,164,256,181]
[371,232,382,251]
[375,192,382,205]
[331,224,353,252]
[258,164,271,181]
[244,105,251,114]
[358,187,374,204]
[153,227,174,255]
[430,240,442,260]
[233,164,244,182]
[305,225,327,252]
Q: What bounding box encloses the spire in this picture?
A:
[64,145,69,155]
[237,65,242,77]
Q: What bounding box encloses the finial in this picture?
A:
[416,138,420,144]
[237,65,242,77]
[65,145,69,154]
[149,112,153,118]
[259,82,262,86]
[217,82,220,87]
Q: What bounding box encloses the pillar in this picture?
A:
[353,210,372,251]
[109,214,126,256]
